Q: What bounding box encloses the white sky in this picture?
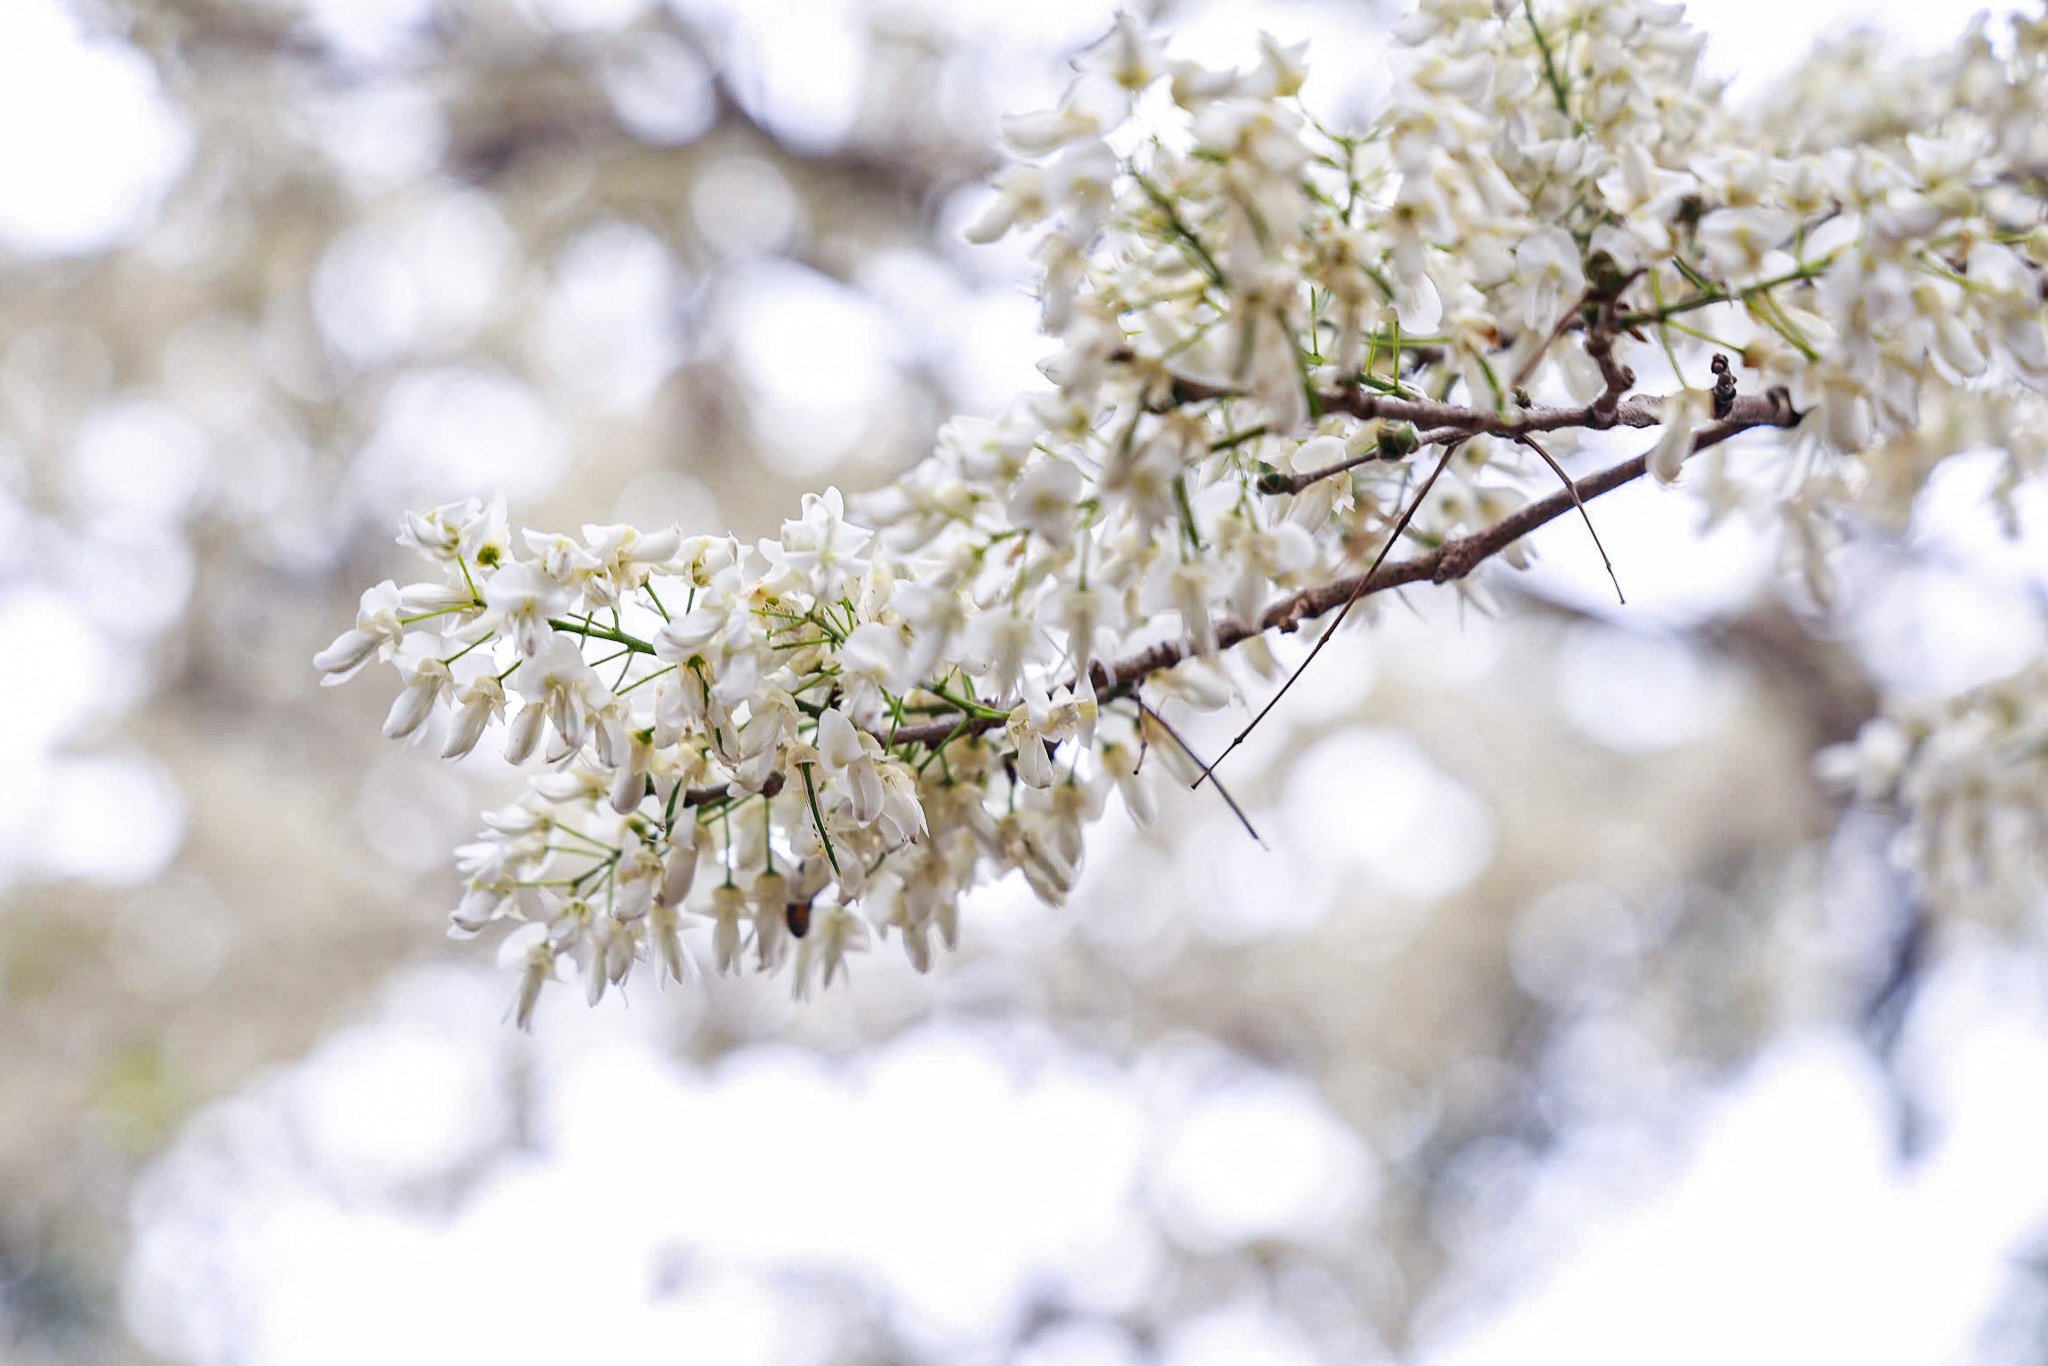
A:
[1427,969,2048,1366]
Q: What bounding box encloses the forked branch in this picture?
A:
[678,391,1802,808]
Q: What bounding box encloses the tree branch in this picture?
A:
[678,392,1803,808]
[1166,369,1789,441]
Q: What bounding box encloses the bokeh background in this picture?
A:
[3,0,2046,1362]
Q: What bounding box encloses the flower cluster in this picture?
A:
[323,1,2048,1023]
[319,488,1163,1026]
[1822,659,2048,910]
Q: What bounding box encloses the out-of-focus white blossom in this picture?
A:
[1648,389,1712,484]
[1823,660,2048,904]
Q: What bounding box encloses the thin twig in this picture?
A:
[1133,696,1264,847]
[1506,293,1589,394]
[1193,438,1467,790]
[1258,425,1464,495]
[1514,432,1624,604]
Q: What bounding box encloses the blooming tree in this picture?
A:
[319,0,2048,1027]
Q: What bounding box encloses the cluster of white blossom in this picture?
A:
[1822,659,2048,909]
[322,0,2048,1023]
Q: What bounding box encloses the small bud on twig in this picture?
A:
[1710,353,1737,420]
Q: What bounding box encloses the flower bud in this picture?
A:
[1376,423,1419,460]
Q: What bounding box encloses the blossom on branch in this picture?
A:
[319,0,2048,1025]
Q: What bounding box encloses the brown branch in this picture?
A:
[1317,385,1794,438]
[683,770,784,808]
[679,394,1802,808]
[1580,296,1638,425]
[1153,359,1785,443]
[1242,372,1789,502]
[1193,437,1466,788]
[1131,696,1264,846]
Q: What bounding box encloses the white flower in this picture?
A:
[962,164,1045,244]
[1001,811,1078,905]
[1248,32,1310,98]
[1000,100,1101,157]
[609,730,655,814]
[893,579,971,689]
[837,621,904,723]
[659,823,699,906]
[398,497,505,565]
[1221,518,1315,624]
[1005,685,1065,789]
[582,914,636,1005]
[579,522,684,605]
[1594,143,1692,259]
[792,902,870,999]
[1078,13,1163,93]
[762,487,872,598]
[441,661,507,759]
[968,603,1054,699]
[398,580,474,615]
[1816,718,1911,804]
[449,881,506,938]
[817,707,886,825]
[731,691,796,792]
[314,581,407,683]
[691,883,739,976]
[751,871,791,972]
[512,634,607,753]
[503,700,548,765]
[1006,458,1084,546]
[653,605,728,660]
[1045,138,1121,236]
[647,899,696,986]
[1057,579,1120,679]
[1102,739,1158,827]
[1149,558,1219,654]
[478,562,573,657]
[497,922,559,1031]
[1648,388,1711,484]
[383,635,454,740]
[1513,226,1586,330]
[874,761,928,848]
[1694,206,1795,282]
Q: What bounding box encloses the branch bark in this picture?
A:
[1165,370,1792,442]
[680,394,1803,807]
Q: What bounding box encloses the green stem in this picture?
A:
[925,682,1007,721]
[1211,425,1270,453]
[548,618,656,653]
[914,716,976,774]
[1524,0,1573,123]
[1133,170,1228,289]
[1616,259,1831,330]
[617,664,676,697]
[799,763,841,877]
